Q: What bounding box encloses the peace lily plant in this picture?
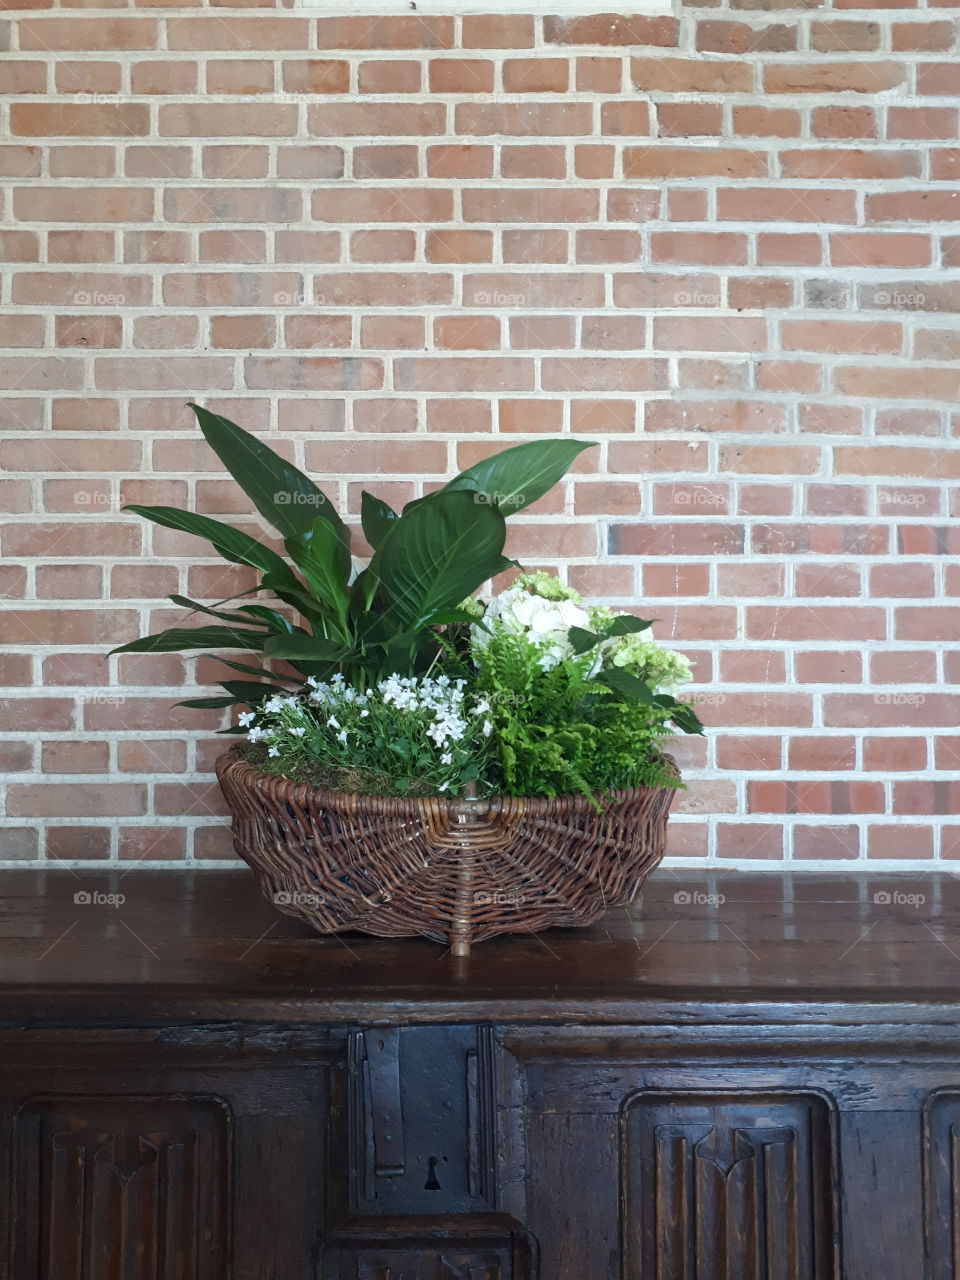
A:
[114,405,702,803]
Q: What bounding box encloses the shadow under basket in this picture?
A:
[216,747,679,955]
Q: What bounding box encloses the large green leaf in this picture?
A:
[262,634,350,663]
[439,439,596,513]
[169,594,272,628]
[371,490,508,633]
[285,516,350,631]
[360,491,398,549]
[190,403,350,573]
[124,506,293,580]
[110,626,268,655]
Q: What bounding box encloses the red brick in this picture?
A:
[625,146,766,179]
[793,825,860,860]
[865,737,927,771]
[429,58,494,93]
[160,103,296,136]
[9,783,145,818]
[718,188,857,223]
[631,56,751,93]
[545,14,677,46]
[19,17,156,50]
[765,62,905,93]
[353,60,418,94]
[868,825,935,860]
[314,15,453,49]
[716,823,784,860]
[167,16,309,49]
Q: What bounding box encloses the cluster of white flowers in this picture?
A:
[472,580,593,671]
[380,674,475,751]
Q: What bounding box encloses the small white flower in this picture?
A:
[360,709,369,718]
[264,695,284,714]
[247,726,264,743]
[474,699,490,715]
[337,729,348,744]
[238,711,255,727]
[267,746,279,757]
[288,726,306,738]
[441,752,452,765]
[326,715,340,730]
[482,719,493,737]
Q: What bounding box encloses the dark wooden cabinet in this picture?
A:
[0,869,958,1278]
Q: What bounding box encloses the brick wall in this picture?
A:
[1,4,958,867]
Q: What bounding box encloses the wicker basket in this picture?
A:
[216,746,678,955]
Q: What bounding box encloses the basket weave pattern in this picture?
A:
[217,747,677,954]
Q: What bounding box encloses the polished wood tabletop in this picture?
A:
[0,867,958,1024]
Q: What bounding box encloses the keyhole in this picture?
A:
[424,1156,441,1190]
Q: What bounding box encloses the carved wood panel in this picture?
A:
[323,1241,520,1279]
[925,1089,960,1280]
[11,1095,231,1280]
[622,1091,836,1280]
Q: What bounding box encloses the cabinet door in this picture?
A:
[498,1032,848,1280]
[0,1036,330,1280]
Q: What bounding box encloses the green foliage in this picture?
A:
[111,405,595,710]
[472,628,681,803]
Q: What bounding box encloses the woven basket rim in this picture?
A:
[217,745,679,815]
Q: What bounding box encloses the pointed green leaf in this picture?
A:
[371,490,507,633]
[110,626,268,656]
[219,680,288,704]
[569,626,604,655]
[213,656,300,683]
[190,402,336,534]
[603,615,655,638]
[262,634,349,663]
[597,666,657,706]
[124,506,293,580]
[439,439,596,513]
[169,594,271,628]
[176,696,238,710]
[285,516,350,628]
[360,491,398,549]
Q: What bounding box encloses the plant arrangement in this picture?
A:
[113,404,703,806]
